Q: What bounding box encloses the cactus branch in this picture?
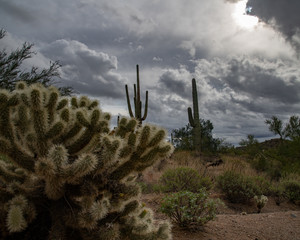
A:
[125,65,148,125]
[125,85,134,118]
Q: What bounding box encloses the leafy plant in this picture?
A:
[265,115,300,140]
[281,178,300,204]
[0,29,73,96]
[171,122,224,153]
[159,167,212,193]
[217,171,261,203]
[269,184,285,205]
[239,135,260,157]
[160,190,221,229]
[265,116,284,139]
[284,115,300,140]
[252,175,272,196]
[138,181,161,194]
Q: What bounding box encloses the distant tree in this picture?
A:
[171,124,193,151]
[0,29,74,96]
[171,119,223,153]
[238,134,260,157]
[199,119,214,150]
[284,115,300,140]
[265,115,300,141]
[265,116,284,139]
[239,134,259,147]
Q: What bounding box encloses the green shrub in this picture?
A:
[281,179,300,204]
[252,176,272,195]
[160,190,221,229]
[269,184,285,205]
[138,181,161,194]
[217,171,260,203]
[159,167,212,193]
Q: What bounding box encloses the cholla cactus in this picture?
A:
[0,82,173,240]
[254,195,268,213]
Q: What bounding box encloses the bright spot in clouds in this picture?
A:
[232,0,259,29]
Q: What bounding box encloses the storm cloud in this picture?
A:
[1,0,299,144]
[247,0,300,52]
[41,39,125,98]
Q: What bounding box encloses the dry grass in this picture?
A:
[141,151,270,184]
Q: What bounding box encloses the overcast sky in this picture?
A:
[1,0,300,145]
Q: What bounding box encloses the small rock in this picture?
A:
[291,213,297,218]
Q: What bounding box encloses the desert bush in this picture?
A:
[252,175,272,196]
[251,152,283,180]
[217,171,261,203]
[0,82,173,240]
[159,167,212,193]
[138,181,161,194]
[269,184,286,205]
[280,178,300,204]
[160,190,221,229]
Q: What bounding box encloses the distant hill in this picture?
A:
[259,138,289,149]
[235,138,288,151]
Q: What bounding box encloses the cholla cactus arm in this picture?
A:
[0,161,25,183]
[109,123,173,181]
[0,82,173,240]
[6,195,33,233]
[0,138,35,172]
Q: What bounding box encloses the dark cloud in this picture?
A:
[247,0,300,51]
[0,0,35,22]
[41,39,124,98]
[1,0,299,145]
[224,58,300,104]
[157,71,190,98]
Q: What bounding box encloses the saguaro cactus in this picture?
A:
[187,78,201,152]
[125,65,148,125]
[0,82,173,240]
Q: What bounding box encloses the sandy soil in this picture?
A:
[142,194,300,240]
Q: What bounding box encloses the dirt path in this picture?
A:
[172,211,300,240]
[141,194,300,240]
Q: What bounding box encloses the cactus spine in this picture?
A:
[0,82,173,240]
[187,78,201,153]
[125,65,148,125]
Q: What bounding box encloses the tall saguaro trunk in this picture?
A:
[187,78,201,153]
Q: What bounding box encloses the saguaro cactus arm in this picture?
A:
[125,65,148,124]
[142,90,148,121]
[188,107,195,127]
[125,84,134,118]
